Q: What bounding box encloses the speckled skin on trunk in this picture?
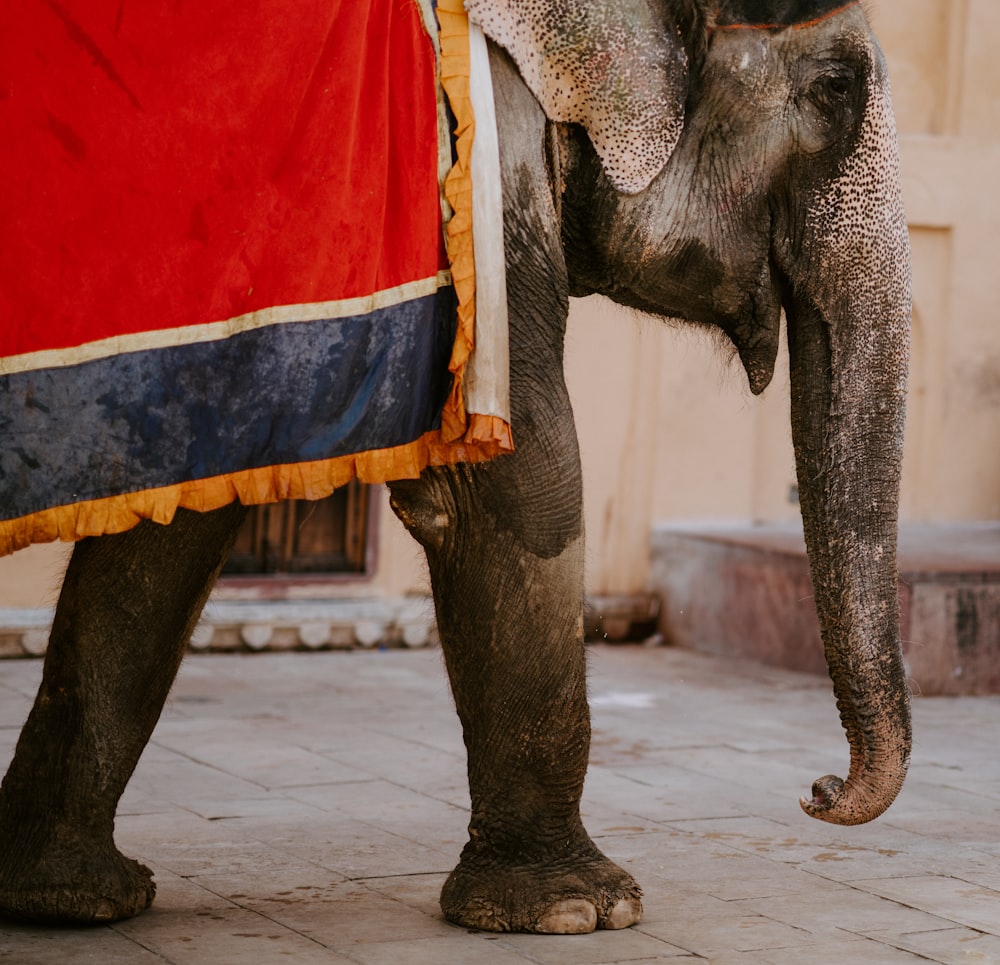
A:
[0,0,910,935]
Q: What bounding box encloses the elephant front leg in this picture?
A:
[438,542,642,934]
[0,503,246,924]
[390,435,642,934]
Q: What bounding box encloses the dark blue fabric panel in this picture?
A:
[0,289,456,521]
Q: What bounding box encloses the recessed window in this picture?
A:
[223,481,370,576]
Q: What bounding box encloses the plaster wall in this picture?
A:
[575,0,1000,592]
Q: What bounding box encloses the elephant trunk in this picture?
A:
[782,49,912,825]
[787,289,911,825]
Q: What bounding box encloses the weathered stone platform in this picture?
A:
[650,523,1000,695]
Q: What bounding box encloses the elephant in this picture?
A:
[0,0,911,936]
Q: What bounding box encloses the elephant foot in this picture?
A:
[441,842,642,934]
[0,834,156,925]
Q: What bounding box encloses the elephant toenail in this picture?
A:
[535,898,597,934]
[602,896,642,929]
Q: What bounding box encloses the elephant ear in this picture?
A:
[465,0,689,194]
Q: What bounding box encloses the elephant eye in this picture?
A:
[824,74,851,96]
[808,66,857,111]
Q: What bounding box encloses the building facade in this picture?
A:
[1,1,996,638]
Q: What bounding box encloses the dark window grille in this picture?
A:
[222,481,370,575]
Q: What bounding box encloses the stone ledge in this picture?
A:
[584,593,661,643]
[649,522,1000,696]
[0,597,440,658]
[0,592,664,658]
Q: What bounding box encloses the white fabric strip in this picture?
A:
[1,272,451,376]
[464,22,511,424]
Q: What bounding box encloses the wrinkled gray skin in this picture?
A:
[0,0,910,935]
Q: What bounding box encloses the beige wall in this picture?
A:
[2,0,996,607]
[888,0,1000,522]
[575,0,1000,593]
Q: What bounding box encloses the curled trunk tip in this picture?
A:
[799,757,909,826]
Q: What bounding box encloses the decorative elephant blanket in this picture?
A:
[0,0,511,557]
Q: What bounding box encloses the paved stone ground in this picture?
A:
[1,644,998,963]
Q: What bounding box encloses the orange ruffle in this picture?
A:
[0,413,514,557]
[437,0,479,443]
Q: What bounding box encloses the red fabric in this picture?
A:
[0,0,446,357]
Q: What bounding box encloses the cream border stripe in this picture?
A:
[2,271,452,377]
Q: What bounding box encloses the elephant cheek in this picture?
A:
[802,51,911,367]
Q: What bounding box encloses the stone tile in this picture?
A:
[0,923,164,964]
[704,940,936,963]
[344,934,532,964]
[660,814,953,886]
[813,838,999,890]
[736,885,954,941]
[110,871,357,964]
[235,813,455,880]
[303,730,469,803]
[287,778,469,854]
[640,909,813,957]
[580,765,706,824]
[2,646,1000,964]
[590,762,761,822]
[213,878,454,949]
[0,695,31,731]
[863,926,1000,963]
[0,658,43,697]
[877,775,1000,816]
[116,812,316,881]
[879,807,1000,851]
[662,846,821,903]
[150,728,371,789]
[623,840,742,896]
[193,866,349,905]
[946,859,1000,894]
[359,872,450,919]
[492,927,692,964]
[125,743,309,816]
[851,875,1000,937]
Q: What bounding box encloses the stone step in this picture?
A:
[0,597,439,658]
[649,522,1000,696]
[0,592,664,658]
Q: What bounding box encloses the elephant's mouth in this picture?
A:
[610,244,785,396]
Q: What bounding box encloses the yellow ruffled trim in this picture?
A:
[0,3,513,558]
[436,0,478,443]
[0,416,515,556]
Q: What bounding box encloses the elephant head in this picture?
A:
[470,0,912,824]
